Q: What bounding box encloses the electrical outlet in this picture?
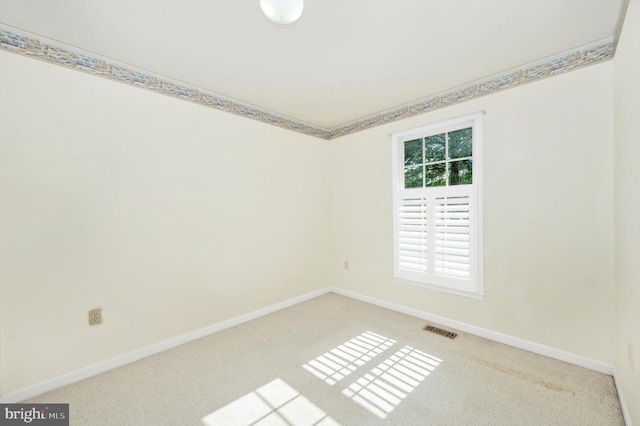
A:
[344,261,349,270]
[89,308,102,326]
[629,341,635,371]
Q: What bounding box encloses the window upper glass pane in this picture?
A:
[404,139,423,166]
[449,159,472,185]
[402,124,474,189]
[425,134,446,163]
[425,163,446,187]
[448,128,472,159]
[404,165,423,188]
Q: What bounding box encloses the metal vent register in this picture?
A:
[424,325,458,339]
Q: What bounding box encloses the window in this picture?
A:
[392,113,483,298]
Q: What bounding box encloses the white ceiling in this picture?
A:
[0,0,623,129]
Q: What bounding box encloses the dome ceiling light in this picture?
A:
[260,0,304,25]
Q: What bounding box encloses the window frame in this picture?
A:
[391,112,484,299]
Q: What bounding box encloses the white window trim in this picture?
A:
[391,112,484,299]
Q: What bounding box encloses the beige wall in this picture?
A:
[0,51,332,392]
[329,62,615,363]
[614,0,640,422]
[0,22,631,408]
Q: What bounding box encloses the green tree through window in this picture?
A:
[403,127,473,188]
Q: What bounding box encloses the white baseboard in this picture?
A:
[330,287,615,375]
[0,287,332,403]
[2,286,618,404]
[613,368,633,426]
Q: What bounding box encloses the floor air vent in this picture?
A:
[424,325,457,339]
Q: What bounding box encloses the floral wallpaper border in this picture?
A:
[0,1,628,140]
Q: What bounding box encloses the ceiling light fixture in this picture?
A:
[260,0,304,25]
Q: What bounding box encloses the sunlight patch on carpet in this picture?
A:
[342,346,442,418]
[302,331,442,420]
[202,378,340,426]
[302,331,396,385]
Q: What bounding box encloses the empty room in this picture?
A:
[0,0,638,424]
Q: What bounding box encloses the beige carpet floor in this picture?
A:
[27,293,624,425]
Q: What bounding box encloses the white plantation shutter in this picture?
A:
[398,198,428,273]
[435,194,471,279]
[395,187,476,293]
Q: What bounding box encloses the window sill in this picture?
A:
[393,276,485,300]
